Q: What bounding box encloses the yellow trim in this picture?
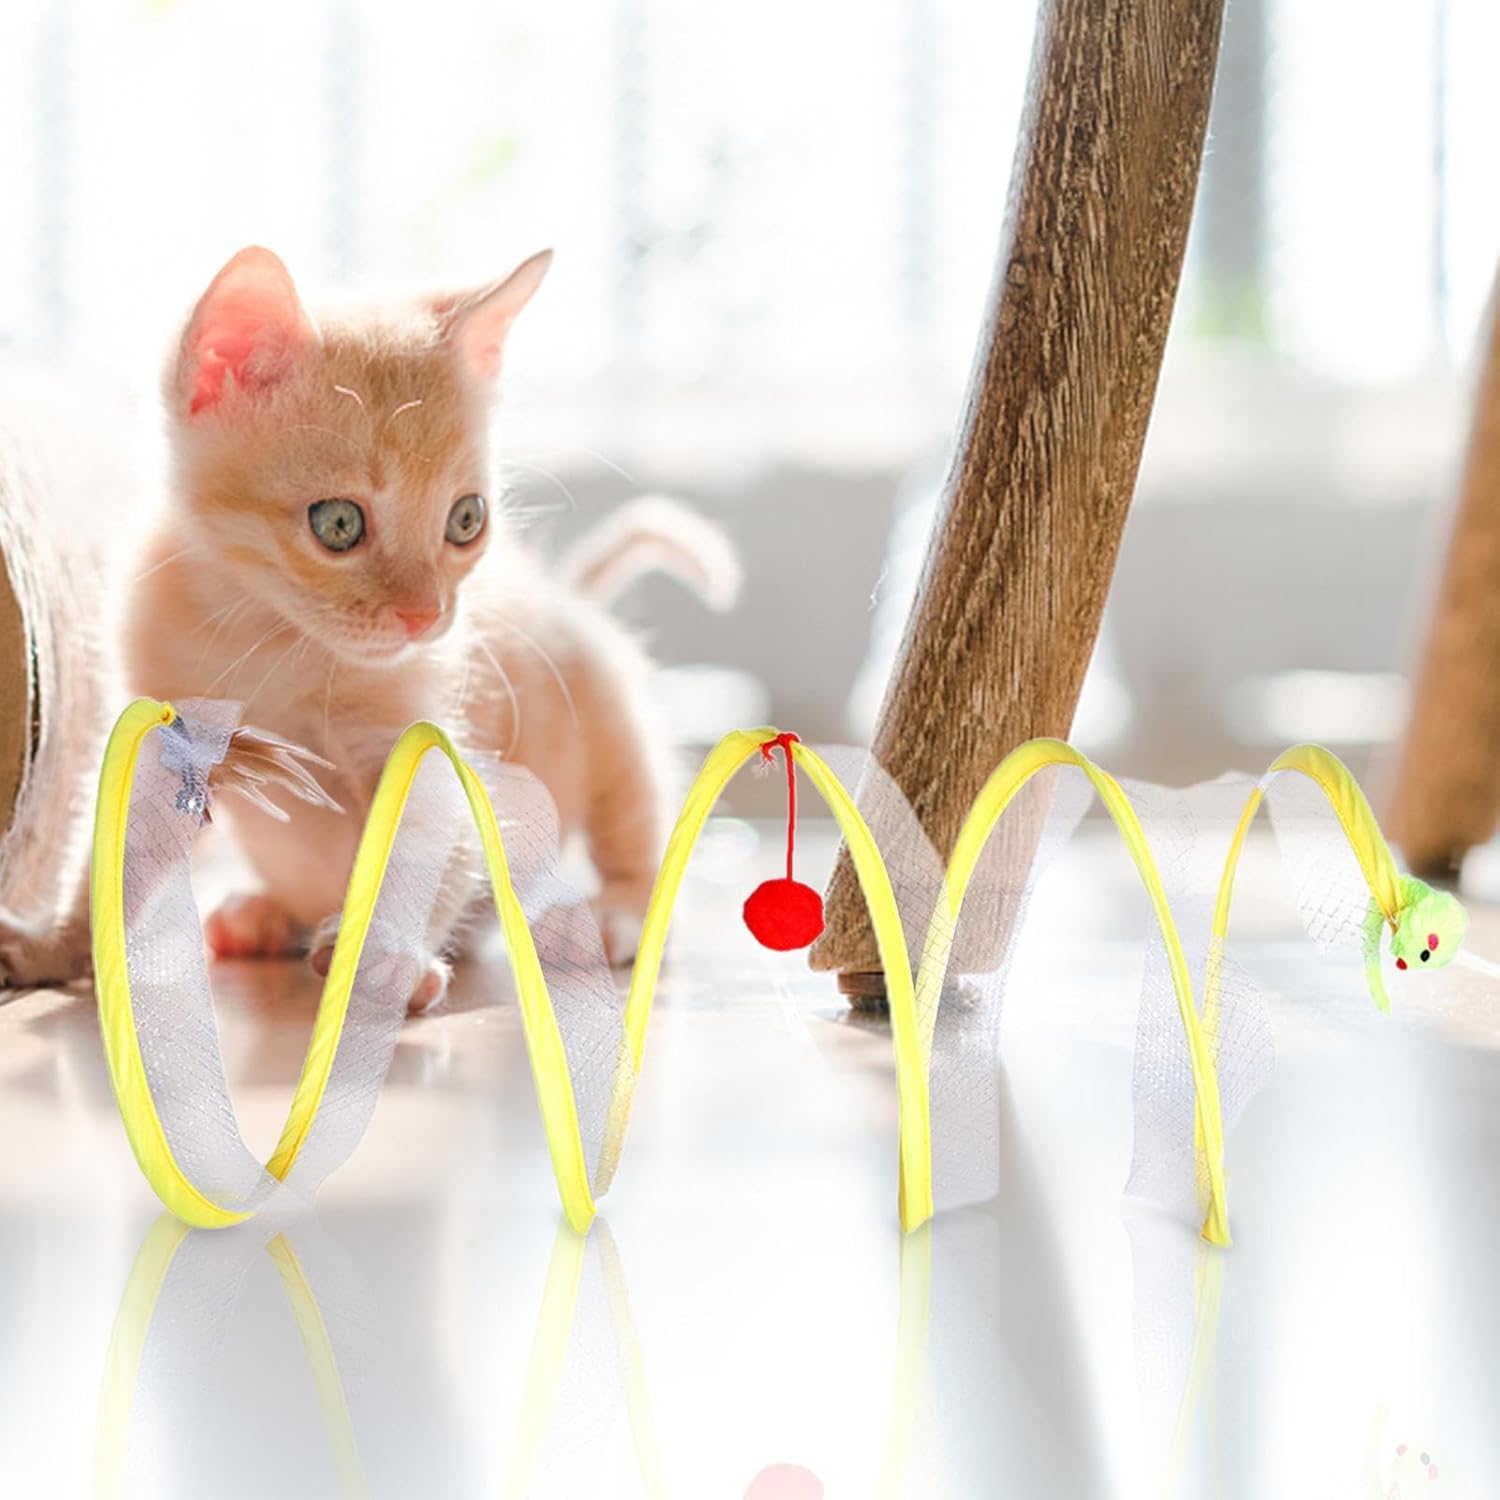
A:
[1159,1242,1225,1498]
[877,1222,933,1498]
[1197,744,1408,1176]
[500,1223,590,1500]
[268,1234,369,1499]
[94,1218,365,1500]
[267,726,596,1233]
[93,1214,192,1499]
[1210,743,1403,945]
[91,700,250,1229]
[596,1223,670,1499]
[932,738,1231,1246]
[1203,743,1406,1027]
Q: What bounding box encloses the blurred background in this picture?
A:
[2,0,1498,787]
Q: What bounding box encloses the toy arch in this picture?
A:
[1208,744,1405,1004]
[600,730,931,1227]
[924,738,1231,1246]
[93,699,604,1232]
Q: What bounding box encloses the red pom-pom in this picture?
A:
[743,878,825,951]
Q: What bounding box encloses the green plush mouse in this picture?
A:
[1362,876,1468,1013]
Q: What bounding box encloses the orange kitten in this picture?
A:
[125,246,737,1008]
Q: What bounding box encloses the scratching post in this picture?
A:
[0,365,134,936]
[0,559,25,843]
[1388,264,1500,875]
[810,0,1226,1003]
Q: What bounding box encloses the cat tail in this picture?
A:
[557,496,741,612]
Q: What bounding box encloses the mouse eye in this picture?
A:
[1420,949,1430,962]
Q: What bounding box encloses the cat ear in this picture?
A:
[174,247,318,417]
[436,249,552,382]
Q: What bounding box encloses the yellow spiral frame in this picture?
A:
[92,699,1407,1249]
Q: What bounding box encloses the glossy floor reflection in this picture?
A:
[1,823,1498,1497]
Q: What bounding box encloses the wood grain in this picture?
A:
[1387,266,1500,875]
[811,0,1226,998]
[0,555,26,840]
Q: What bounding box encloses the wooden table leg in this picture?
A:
[810,0,1226,1002]
[1387,267,1500,876]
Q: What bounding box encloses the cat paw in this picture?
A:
[205,894,301,959]
[407,956,452,1015]
[592,890,648,969]
[308,921,451,1015]
[0,914,91,990]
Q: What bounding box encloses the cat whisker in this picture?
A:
[331,385,366,410]
[198,595,254,633]
[321,654,339,751]
[496,501,568,533]
[511,445,635,485]
[131,544,200,584]
[196,598,262,666]
[497,620,577,730]
[243,632,312,714]
[473,639,522,758]
[498,460,579,512]
[202,621,293,696]
[452,634,477,724]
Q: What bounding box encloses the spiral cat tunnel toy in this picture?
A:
[90,697,1470,1247]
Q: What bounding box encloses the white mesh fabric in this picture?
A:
[808,745,947,1019]
[1263,769,1377,960]
[1124,775,1276,1219]
[124,703,481,1213]
[1127,1211,1218,1493]
[932,769,1092,1214]
[820,755,1278,1225]
[500,1228,622,1500]
[120,701,635,1216]
[812,747,1092,1215]
[108,1216,415,1500]
[282,750,471,1194]
[467,754,630,1200]
[124,700,281,1212]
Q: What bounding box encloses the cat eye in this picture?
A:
[445,493,487,546]
[308,498,366,552]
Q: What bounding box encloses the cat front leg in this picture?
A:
[0,870,92,990]
[202,726,345,962]
[307,927,452,1015]
[308,838,484,1015]
[203,892,303,959]
[582,704,665,968]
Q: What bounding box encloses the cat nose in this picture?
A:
[394,604,440,639]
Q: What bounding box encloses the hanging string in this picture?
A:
[743,732,825,951]
[761,731,800,881]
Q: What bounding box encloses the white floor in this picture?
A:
[1,823,1498,1499]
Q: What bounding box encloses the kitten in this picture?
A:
[121,245,737,1008]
